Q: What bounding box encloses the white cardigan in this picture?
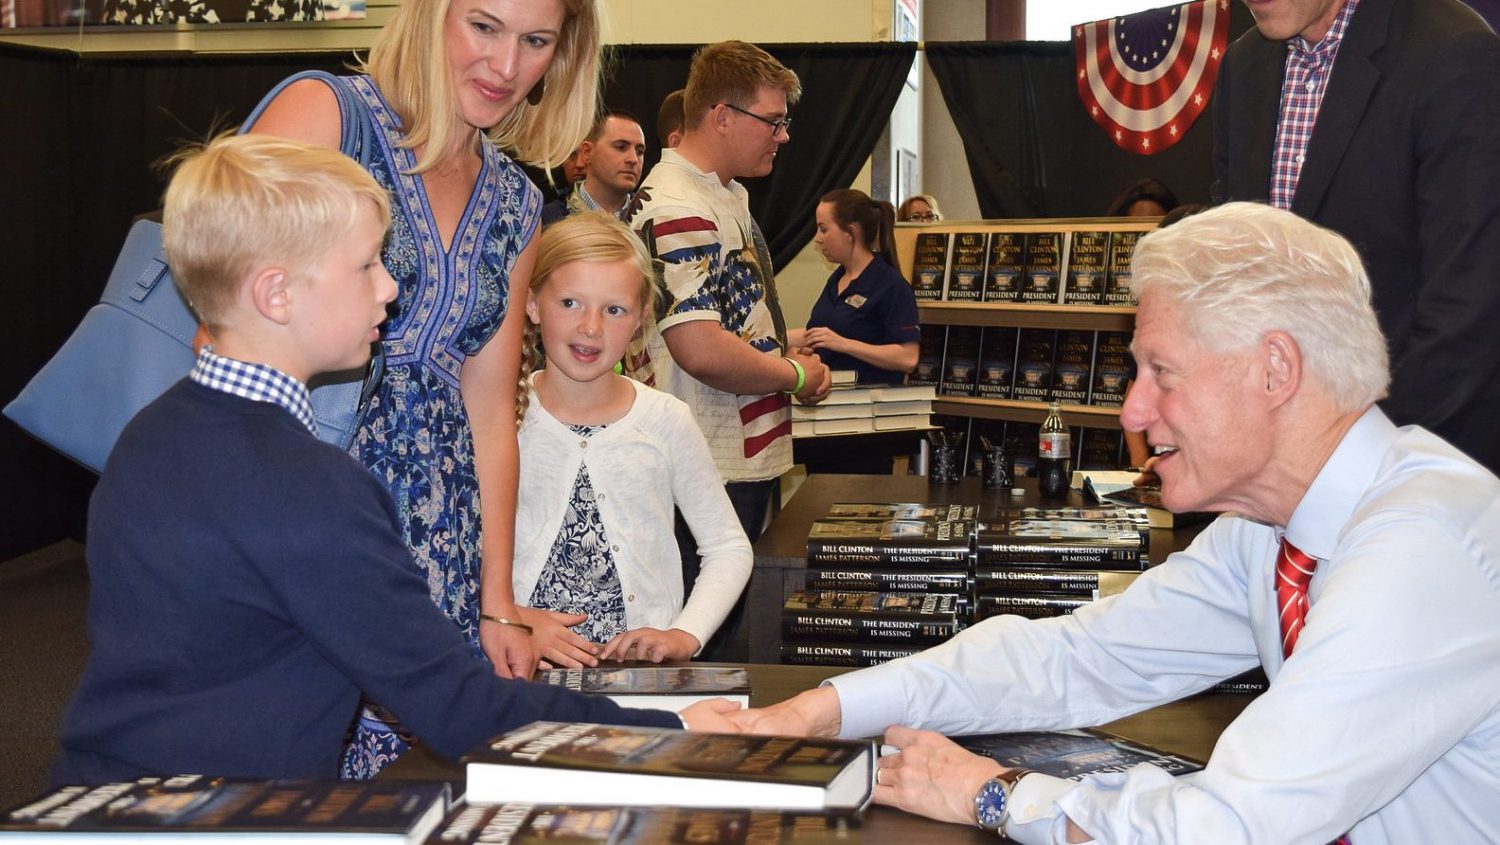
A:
[513,376,753,650]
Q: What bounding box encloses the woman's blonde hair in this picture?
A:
[517,212,657,423]
[362,0,603,172]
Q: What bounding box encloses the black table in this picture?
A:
[383,662,1251,844]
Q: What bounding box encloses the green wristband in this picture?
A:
[786,357,806,395]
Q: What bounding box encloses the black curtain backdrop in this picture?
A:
[926,3,1253,217]
[0,43,357,561]
[0,41,913,559]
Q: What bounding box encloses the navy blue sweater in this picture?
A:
[53,380,678,785]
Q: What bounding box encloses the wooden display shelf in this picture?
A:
[932,396,1122,429]
[918,301,1136,331]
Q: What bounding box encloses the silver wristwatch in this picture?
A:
[973,768,1033,833]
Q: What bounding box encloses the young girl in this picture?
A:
[513,213,753,668]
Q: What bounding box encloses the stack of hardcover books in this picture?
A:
[972,506,1149,623]
[780,503,975,667]
[791,384,936,437]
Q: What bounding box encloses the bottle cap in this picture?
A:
[1009,487,1025,496]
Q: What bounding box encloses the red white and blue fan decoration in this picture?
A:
[1074,0,1230,155]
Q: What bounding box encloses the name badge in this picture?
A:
[845,294,868,309]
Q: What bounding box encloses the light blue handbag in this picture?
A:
[4,70,381,473]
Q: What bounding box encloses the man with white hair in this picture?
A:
[730,203,1500,843]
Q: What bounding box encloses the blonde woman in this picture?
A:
[245,0,602,777]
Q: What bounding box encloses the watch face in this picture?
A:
[974,778,1008,831]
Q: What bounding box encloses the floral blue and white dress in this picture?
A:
[329,75,540,779]
[526,425,629,645]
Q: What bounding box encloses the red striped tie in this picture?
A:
[1277,539,1351,844]
[1276,538,1318,657]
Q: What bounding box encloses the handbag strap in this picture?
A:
[240,70,375,168]
[240,70,387,430]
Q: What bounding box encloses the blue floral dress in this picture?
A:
[334,75,540,779]
[527,425,628,644]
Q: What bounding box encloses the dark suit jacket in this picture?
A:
[1214,0,1500,473]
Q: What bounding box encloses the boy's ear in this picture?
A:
[249,267,294,326]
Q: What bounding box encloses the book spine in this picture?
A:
[779,643,923,667]
[781,615,959,644]
[975,542,1142,569]
[973,567,1104,596]
[805,543,971,566]
[974,593,1090,621]
[804,568,970,593]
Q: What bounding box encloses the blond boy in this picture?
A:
[52,135,704,786]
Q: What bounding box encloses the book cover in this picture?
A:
[424,803,861,845]
[805,507,973,567]
[938,326,981,397]
[982,232,1025,303]
[956,728,1203,781]
[972,567,1139,598]
[974,327,1017,401]
[1049,330,1094,405]
[1077,428,1124,471]
[1087,481,1216,529]
[974,593,1092,621]
[944,232,987,302]
[781,591,961,644]
[1019,233,1063,304]
[974,518,1143,569]
[533,667,750,710]
[780,642,922,668]
[804,566,969,594]
[823,503,978,522]
[828,370,858,387]
[1210,667,1269,696]
[792,420,815,438]
[1103,231,1143,306]
[910,232,950,301]
[1012,329,1056,403]
[1088,331,1133,407]
[782,590,960,620]
[907,325,946,388]
[463,723,875,814]
[1063,231,1108,305]
[1,777,450,845]
[990,505,1150,548]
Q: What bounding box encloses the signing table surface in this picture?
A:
[384,662,1251,843]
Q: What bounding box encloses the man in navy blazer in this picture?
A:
[1213,0,1500,475]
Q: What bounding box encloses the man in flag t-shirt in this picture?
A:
[728,204,1500,844]
[627,42,830,566]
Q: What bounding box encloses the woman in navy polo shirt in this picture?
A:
[790,189,921,385]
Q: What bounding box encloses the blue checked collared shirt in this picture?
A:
[189,347,318,437]
[1269,0,1361,209]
